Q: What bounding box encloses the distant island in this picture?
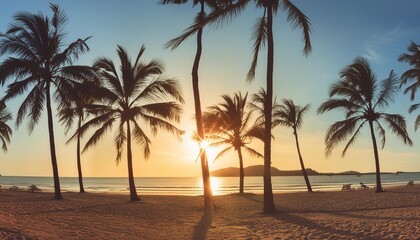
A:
[211,165,402,177]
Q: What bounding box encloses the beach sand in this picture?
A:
[0,185,419,240]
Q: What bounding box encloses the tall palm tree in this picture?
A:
[0,102,12,153]
[0,4,94,199]
[318,57,412,193]
[398,41,420,130]
[275,99,312,192]
[160,0,225,210]
[202,92,262,193]
[75,45,184,201]
[181,0,312,213]
[59,83,97,193]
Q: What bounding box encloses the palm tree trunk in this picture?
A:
[293,129,312,192]
[263,4,276,213]
[77,116,85,193]
[126,121,140,201]
[237,147,245,193]
[369,121,383,192]
[193,0,213,210]
[46,81,62,200]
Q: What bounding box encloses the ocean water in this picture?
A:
[0,173,419,195]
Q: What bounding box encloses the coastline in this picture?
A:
[1,185,419,239]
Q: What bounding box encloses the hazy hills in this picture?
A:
[210,165,383,177]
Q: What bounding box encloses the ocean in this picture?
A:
[0,173,419,195]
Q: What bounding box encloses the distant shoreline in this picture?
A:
[210,165,419,177]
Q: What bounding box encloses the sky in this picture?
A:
[0,0,419,177]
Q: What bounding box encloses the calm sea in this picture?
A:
[0,173,419,195]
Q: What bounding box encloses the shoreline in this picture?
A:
[1,185,419,239]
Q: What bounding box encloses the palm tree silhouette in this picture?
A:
[59,83,97,193]
[202,92,262,193]
[0,4,94,199]
[160,0,225,210]
[398,41,420,130]
[275,99,312,192]
[0,102,12,153]
[318,57,412,193]
[187,0,312,213]
[76,45,184,201]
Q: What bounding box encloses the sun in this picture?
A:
[200,140,210,150]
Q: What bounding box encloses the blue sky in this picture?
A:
[0,0,419,177]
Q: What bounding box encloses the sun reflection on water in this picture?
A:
[210,177,221,195]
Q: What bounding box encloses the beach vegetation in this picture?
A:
[318,57,413,192]
[0,3,94,199]
[275,99,312,192]
[74,45,184,201]
[398,41,420,131]
[201,92,263,193]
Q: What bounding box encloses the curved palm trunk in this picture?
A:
[193,1,213,210]
[77,117,85,193]
[237,147,245,193]
[369,121,383,192]
[263,5,276,213]
[293,129,312,192]
[127,121,140,201]
[46,81,62,200]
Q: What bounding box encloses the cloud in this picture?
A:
[362,25,408,63]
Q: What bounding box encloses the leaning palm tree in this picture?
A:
[59,83,97,193]
[275,99,312,192]
[0,102,12,153]
[75,45,184,201]
[186,0,312,213]
[160,0,226,210]
[202,92,262,193]
[318,57,412,193]
[0,4,94,199]
[398,41,420,130]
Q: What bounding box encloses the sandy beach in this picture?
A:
[0,185,419,240]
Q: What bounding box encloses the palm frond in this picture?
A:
[82,117,115,153]
[415,115,420,131]
[317,98,363,114]
[114,123,126,164]
[409,103,420,113]
[213,146,234,162]
[139,113,184,140]
[375,120,386,149]
[131,120,152,159]
[380,113,413,146]
[374,70,399,109]
[341,120,366,157]
[280,0,312,56]
[136,102,183,122]
[325,117,363,156]
[242,145,263,158]
[247,15,267,82]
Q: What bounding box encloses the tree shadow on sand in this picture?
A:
[192,208,213,240]
[271,211,365,239]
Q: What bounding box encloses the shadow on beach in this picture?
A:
[192,207,213,240]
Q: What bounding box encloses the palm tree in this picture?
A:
[160,0,225,210]
[202,92,262,193]
[398,41,420,130]
[75,45,184,201]
[0,4,94,199]
[182,0,312,213]
[275,99,312,192]
[0,102,12,153]
[59,83,97,193]
[318,57,412,193]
